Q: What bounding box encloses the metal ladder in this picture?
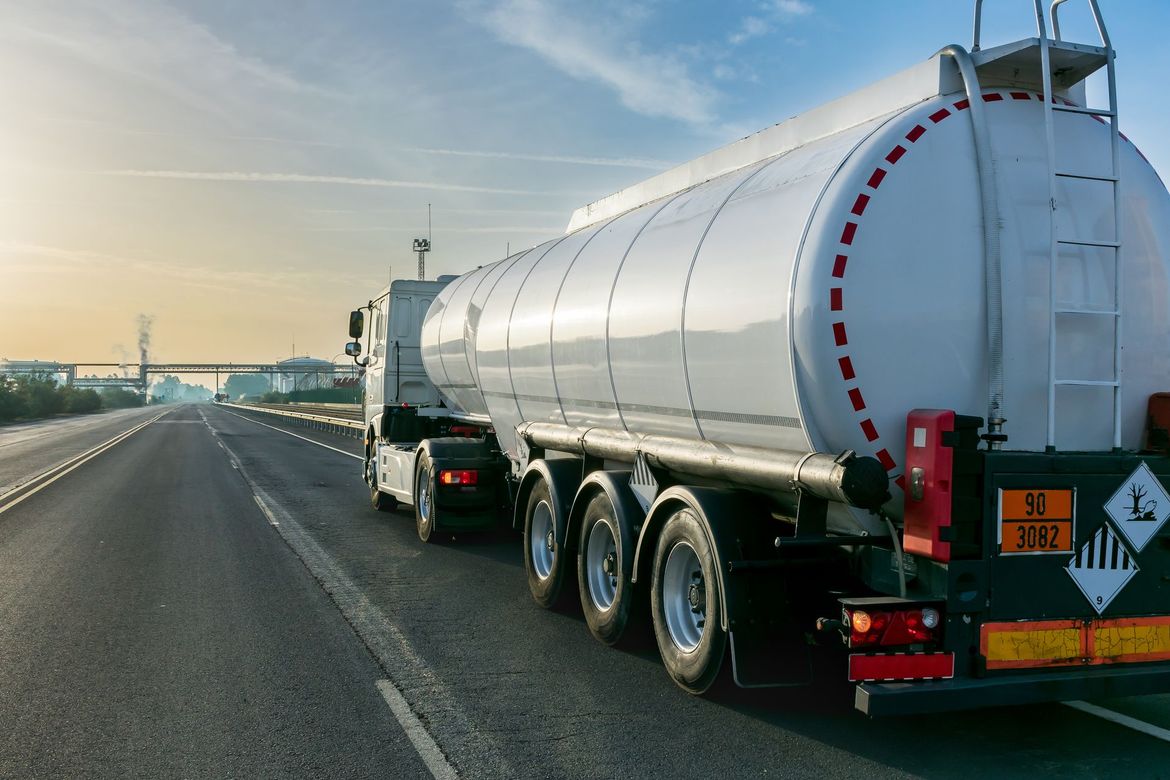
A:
[1040,0,1124,451]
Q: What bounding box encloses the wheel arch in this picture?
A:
[632,485,760,633]
[514,457,581,536]
[564,470,644,555]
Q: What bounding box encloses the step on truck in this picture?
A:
[344,1,1170,715]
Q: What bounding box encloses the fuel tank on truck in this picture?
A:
[421,39,1170,529]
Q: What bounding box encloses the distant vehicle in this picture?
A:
[213,393,229,403]
[345,2,1170,715]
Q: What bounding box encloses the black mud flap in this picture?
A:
[729,629,814,688]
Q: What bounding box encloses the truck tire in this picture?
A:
[367,453,397,512]
[577,491,637,645]
[651,507,726,694]
[413,452,439,543]
[523,479,572,609]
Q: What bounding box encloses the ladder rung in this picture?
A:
[1052,105,1115,117]
[1054,380,1120,387]
[1054,308,1120,316]
[1055,171,1119,183]
[1057,238,1120,248]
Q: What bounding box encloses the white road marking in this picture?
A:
[376,680,458,780]
[0,411,166,515]
[1064,700,1170,743]
[213,407,362,460]
[213,433,505,777]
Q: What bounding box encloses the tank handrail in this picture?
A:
[1051,0,1111,49]
[935,44,1006,443]
[972,0,1047,52]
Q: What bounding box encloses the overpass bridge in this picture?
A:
[1,361,361,393]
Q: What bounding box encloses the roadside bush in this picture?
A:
[0,375,28,421]
[63,388,102,414]
[260,391,290,403]
[100,388,145,409]
[19,375,64,418]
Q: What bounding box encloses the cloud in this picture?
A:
[0,241,323,294]
[398,146,672,170]
[767,0,813,16]
[729,17,770,46]
[466,0,717,126]
[93,169,536,195]
[728,1,813,47]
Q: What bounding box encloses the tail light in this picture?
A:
[844,607,940,648]
[439,469,478,486]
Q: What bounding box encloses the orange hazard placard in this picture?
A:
[999,489,1075,555]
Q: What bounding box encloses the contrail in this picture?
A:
[96,169,536,195]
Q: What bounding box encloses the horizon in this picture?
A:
[4,1,1168,370]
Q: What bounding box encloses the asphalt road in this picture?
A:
[2,403,1168,778]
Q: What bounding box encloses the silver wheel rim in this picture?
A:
[585,518,618,612]
[416,468,430,522]
[662,541,705,653]
[367,457,377,488]
[529,499,555,580]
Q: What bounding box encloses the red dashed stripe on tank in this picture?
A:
[828,89,1152,492]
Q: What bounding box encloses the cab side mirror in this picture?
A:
[345,341,362,357]
[348,310,364,339]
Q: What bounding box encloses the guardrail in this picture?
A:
[222,402,364,440]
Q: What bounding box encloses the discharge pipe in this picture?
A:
[516,422,890,510]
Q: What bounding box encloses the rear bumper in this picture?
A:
[856,662,1170,716]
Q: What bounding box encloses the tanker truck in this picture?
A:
[343,1,1170,714]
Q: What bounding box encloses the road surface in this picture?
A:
[1,403,1167,778]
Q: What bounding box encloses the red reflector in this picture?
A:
[439,469,478,486]
[848,653,955,682]
[1143,392,1170,453]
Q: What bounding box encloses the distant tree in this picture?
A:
[17,375,64,418]
[0,375,27,421]
[223,374,270,400]
[63,387,102,414]
[100,388,145,409]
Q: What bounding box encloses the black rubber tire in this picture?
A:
[367,451,398,512]
[650,507,727,695]
[523,479,572,609]
[577,491,637,646]
[413,452,438,543]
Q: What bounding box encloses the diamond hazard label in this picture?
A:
[1067,524,1139,615]
[1103,462,1170,553]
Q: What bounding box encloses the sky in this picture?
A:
[2,0,1168,370]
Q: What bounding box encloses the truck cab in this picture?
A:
[345,277,506,541]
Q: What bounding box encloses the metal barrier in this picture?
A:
[221,402,364,440]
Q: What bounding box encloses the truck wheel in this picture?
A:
[577,491,636,645]
[367,453,397,513]
[651,507,726,694]
[413,452,439,543]
[523,479,571,609]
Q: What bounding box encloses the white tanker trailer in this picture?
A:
[345,1,1170,714]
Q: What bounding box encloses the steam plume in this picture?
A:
[137,314,154,367]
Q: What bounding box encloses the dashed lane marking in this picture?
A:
[212,407,362,461]
[1064,700,1170,744]
[0,411,167,516]
[213,430,506,778]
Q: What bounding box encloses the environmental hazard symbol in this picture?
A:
[1103,462,1170,553]
[1066,524,1139,615]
